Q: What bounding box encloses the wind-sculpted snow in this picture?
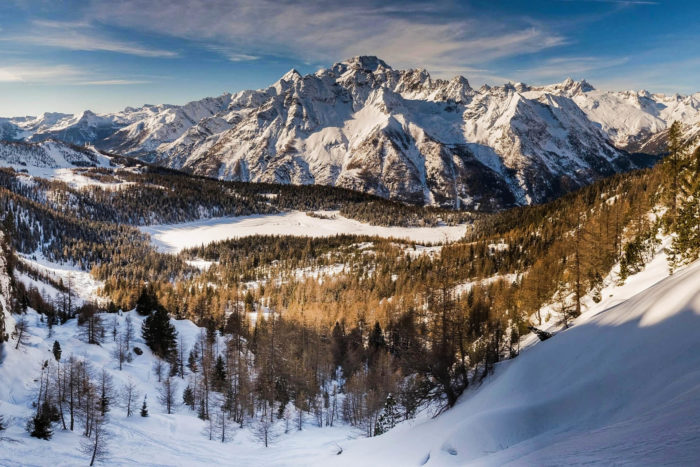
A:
[5,56,696,210]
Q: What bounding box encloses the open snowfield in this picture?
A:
[141,211,468,253]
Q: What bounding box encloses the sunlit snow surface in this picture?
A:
[141,211,467,253]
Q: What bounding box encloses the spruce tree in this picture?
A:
[374,393,399,436]
[141,308,178,359]
[135,285,160,316]
[140,397,149,417]
[52,340,62,362]
[182,386,195,410]
[213,355,227,390]
[664,121,689,221]
[28,403,53,440]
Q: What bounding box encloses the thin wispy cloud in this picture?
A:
[560,0,659,5]
[515,56,631,83]
[0,0,695,116]
[0,64,83,83]
[0,62,153,86]
[4,20,177,58]
[78,79,151,85]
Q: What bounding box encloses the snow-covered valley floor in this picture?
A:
[140,211,467,253]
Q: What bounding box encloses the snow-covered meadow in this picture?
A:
[140,211,468,253]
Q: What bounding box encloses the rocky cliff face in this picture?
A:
[2,56,698,210]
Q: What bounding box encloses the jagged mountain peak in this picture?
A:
[339,55,391,72]
[560,77,595,93]
[5,56,697,212]
[280,68,302,82]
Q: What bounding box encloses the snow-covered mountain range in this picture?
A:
[2,56,698,209]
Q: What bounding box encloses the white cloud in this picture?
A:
[0,64,83,83]
[84,0,566,76]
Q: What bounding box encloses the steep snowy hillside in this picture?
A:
[7,56,697,210]
[327,251,700,466]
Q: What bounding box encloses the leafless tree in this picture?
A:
[253,409,277,447]
[111,315,119,342]
[112,334,127,371]
[121,378,139,417]
[153,358,164,383]
[13,315,30,349]
[80,411,110,466]
[212,405,230,443]
[158,377,178,414]
[123,314,134,349]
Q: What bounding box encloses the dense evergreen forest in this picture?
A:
[0,126,698,442]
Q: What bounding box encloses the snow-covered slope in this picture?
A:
[0,140,113,178]
[0,254,362,466]
[326,251,700,466]
[1,230,698,466]
[7,56,697,210]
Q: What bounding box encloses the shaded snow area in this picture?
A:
[141,211,467,253]
[325,256,700,466]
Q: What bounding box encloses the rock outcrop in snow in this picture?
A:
[2,57,698,209]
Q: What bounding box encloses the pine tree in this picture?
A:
[52,340,62,362]
[140,396,149,417]
[0,413,6,431]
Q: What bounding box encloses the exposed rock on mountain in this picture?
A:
[2,56,698,210]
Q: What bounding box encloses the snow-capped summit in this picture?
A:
[2,57,697,210]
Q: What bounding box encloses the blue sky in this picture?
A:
[1,0,698,117]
